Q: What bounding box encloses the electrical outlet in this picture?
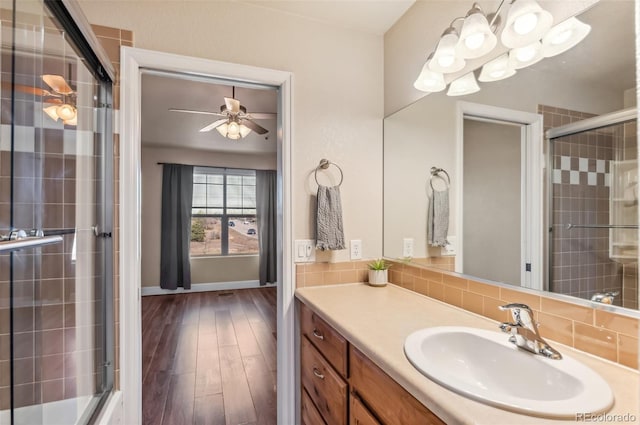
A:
[403,238,414,258]
[350,239,362,260]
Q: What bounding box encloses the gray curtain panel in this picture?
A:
[160,164,194,290]
[256,170,277,285]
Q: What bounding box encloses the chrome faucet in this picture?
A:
[590,291,619,304]
[499,303,562,360]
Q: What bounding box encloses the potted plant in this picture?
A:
[368,259,390,287]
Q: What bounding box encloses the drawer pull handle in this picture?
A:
[312,368,325,380]
[312,329,325,340]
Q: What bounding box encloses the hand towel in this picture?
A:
[428,188,449,247]
[316,185,345,250]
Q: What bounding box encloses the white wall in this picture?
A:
[79,0,384,263]
[141,146,276,287]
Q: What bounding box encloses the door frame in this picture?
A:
[119,47,294,424]
[455,101,543,290]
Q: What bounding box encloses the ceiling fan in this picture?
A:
[169,86,276,140]
[41,74,77,126]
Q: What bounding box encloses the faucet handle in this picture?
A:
[499,303,535,328]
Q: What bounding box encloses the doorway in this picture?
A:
[455,101,543,290]
[119,48,294,424]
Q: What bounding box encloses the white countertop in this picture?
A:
[295,283,639,425]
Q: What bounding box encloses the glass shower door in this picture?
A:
[0,1,113,423]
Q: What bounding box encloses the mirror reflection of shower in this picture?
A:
[546,107,638,309]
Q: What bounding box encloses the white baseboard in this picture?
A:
[140,280,269,296]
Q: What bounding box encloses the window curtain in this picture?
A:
[160,164,194,290]
[256,170,277,285]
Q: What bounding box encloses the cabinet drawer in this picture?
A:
[350,393,381,425]
[300,301,348,377]
[302,387,327,425]
[349,346,445,425]
[301,336,348,425]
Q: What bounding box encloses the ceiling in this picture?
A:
[239,0,416,35]
[140,0,636,154]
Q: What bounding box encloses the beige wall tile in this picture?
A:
[618,334,639,369]
[401,273,415,291]
[421,269,443,282]
[428,281,444,301]
[304,272,324,286]
[483,297,510,323]
[329,262,354,271]
[339,270,358,283]
[594,310,639,338]
[444,286,462,308]
[500,287,541,311]
[91,24,121,39]
[442,274,468,290]
[541,298,594,325]
[414,278,428,296]
[324,271,341,285]
[467,279,500,298]
[461,291,483,316]
[536,311,573,347]
[573,323,618,362]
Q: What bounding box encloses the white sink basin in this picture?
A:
[404,326,614,418]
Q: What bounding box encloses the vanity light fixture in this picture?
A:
[413,0,589,96]
[478,53,516,82]
[430,27,466,73]
[414,57,447,92]
[447,72,480,96]
[501,0,553,48]
[542,17,591,58]
[509,40,544,69]
[456,3,497,59]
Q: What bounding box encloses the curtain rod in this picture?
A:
[157,162,275,171]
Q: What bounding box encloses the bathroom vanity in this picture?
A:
[296,283,639,424]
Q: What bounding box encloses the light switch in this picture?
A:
[295,239,316,263]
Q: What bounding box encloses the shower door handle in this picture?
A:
[0,229,63,253]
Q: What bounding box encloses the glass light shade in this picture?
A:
[216,123,229,136]
[227,121,240,136]
[508,41,544,69]
[457,10,497,59]
[56,104,77,121]
[413,62,446,92]
[227,133,241,140]
[63,115,77,126]
[478,53,517,82]
[501,0,553,48]
[447,72,480,96]
[43,105,60,121]
[239,124,252,138]
[541,17,591,58]
[429,29,466,73]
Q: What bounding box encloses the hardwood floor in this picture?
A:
[142,287,277,425]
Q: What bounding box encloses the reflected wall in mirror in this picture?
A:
[383,0,639,310]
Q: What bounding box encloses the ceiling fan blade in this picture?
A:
[199,118,228,133]
[42,74,73,95]
[246,112,277,120]
[1,81,58,98]
[243,119,268,135]
[224,97,241,114]
[169,108,227,117]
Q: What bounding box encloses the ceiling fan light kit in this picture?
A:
[170,86,275,141]
[41,72,78,126]
[413,0,591,96]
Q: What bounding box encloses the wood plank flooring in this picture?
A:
[142,287,277,425]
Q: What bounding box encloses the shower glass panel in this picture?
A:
[0,1,113,423]
[549,115,638,309]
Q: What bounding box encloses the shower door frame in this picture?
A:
[545,106,638,293]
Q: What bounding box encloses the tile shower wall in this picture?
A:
[0,10,130,407]
[541,105,631,305]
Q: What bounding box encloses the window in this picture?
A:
[190,167,258,256]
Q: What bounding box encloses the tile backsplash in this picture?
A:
[296,260,638,369]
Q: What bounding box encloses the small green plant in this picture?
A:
[368,258,391,271]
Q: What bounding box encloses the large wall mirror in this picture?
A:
[383,0,639,311]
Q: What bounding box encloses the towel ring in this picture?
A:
[315,159,343,187]
[429,166,450,190]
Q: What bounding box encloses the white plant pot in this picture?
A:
[368,269,388,287]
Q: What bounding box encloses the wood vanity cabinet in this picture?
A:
[298,301,445,425]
